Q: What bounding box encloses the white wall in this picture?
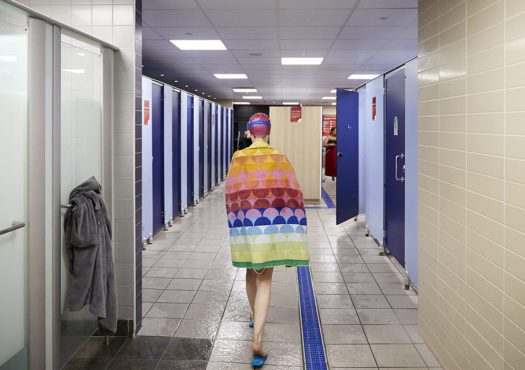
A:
[404,59,418,287]
[364,77,385,244]
[163,86,173,223]
[180,91,188,211]
[141,77,153,242]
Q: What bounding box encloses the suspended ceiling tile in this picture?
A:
[154,27,221,40]
[278,39,332,50]
[278,9,353,27]
[225,39,280,50]
[197,0,277,10]
[143,27,163,40]
[217,27,279,40]
[331,38,391,50]
[279,0,358,9]
[339,26,404,39]
[236,57,281,65]
[357,0,417,8]
[230,49,283,58]
[279,26,341,40]
[385,38,418,50]
[396,26,418,39]
[205,10,278,27]
[346,8,418,27]
[143,0,199,10]
[143,10,213,27]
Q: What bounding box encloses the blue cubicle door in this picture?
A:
[187,95,194,205]
[385,68,406,267]
[172,90,181,216]
[199,99,205,197]
[141,77,153,242]
[336,89,359,225]
[152,83,165,234]
[216,105,221,184]
[208,102,213,189]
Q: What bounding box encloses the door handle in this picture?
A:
[395,154,405,182]
[336,152,343,158]
[0,221,26,236]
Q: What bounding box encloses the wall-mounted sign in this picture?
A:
[372,96,377,121]
[394,116,399,136]
[291,106,302,123]
[143,100,150,125]
[322,114,337,136]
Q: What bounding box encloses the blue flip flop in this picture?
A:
[249,320,254,328]
[251,353,268,368]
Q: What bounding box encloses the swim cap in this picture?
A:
[248,113,271,138]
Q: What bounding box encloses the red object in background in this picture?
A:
[290,106,302,122]
[144,100,150,125]
[372,96,377,121]
[322,114,337,136]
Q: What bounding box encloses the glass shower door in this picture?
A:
[60,32,103,366]
[0,2,28,369]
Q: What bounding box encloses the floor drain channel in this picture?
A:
[321,187,336,209]
[297,266,328,370]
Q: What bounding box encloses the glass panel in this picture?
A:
[60,31,102,366]
[0,2,28,369]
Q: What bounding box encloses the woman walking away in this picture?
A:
[323,127,337,181]
[225,113,309,368]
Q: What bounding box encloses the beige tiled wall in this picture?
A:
[20,0,137,321]
[418,0,525,368]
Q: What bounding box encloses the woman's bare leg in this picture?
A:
[252,268,273,355]
[246,268,257,321]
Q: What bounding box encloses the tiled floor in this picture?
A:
[67,183,442,369]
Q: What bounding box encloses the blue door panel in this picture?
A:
[187,96,194,205]
[152,84,164,233]
[172,90,181,216]
[208,103,213,188]
[385,70,406,266]
[199,100,205,197]
[336,89,359,224]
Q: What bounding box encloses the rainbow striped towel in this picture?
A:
[225,141,309,269]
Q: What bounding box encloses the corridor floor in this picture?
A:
[66,185,442,369]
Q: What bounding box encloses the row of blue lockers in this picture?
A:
[141,76,233,243]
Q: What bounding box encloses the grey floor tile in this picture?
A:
[146,303,189,319]
[316,294,353,309]
[310,262,341,272]
[267,307,300,324]
[116,336,170,359]
[157,290,196,304]
[107,359,159,370]
[314,282,349,295]
[144,267,179,278]
[363,325,412,344]
[183,259,213,269]
[157,360,208,369]
[142,302,153,317]
[366,263,399,273]
[166,278,202,291]
[270,292,299,308]
[142,289,163,303]
[62,357,112,370]
[339,263,370,273]
[209,340,252,364]
[385,294,418,309]
[175,268,209,279]
[264,323,301,343]
[379,283,416,296]
[312,271,344,283]
[264,342,303,366]
[326,345,377,367]
[347,282,382,295]
[162,338,213,361]
[352,295,390,309]
[137,318,180,337]
[343,272,376,283]
[322,325,367,344]
[174,319,221,339]
[363,256,390,264]
[223,302,251,322]
[142,278,171,290]
[320,308,360,325]
[370,344,426,367]
[356,309,400,325]
[416,343,442,367]
[216,321,252,341]
[184,303,225,320]
[154,259,186,268]
[394,308,418,324]
[193,290,230,305]
[404,325,425,343]
[372,272,405,284]
[73,337,127,359]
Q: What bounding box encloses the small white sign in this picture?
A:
[393,116,399,136]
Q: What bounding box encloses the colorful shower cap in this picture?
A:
[248,113,271,138]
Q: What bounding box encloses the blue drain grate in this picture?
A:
[321,187,336,209]
[297,266,328,370]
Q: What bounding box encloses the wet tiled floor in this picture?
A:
[67,183,442,369]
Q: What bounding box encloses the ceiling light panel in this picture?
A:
[214,73,248,79]
[283,102,299,105]
[170,39,227,50]
[233,88,258,93]
[281,57,324,65]
[348,74,379,80]
[322,96,337,100]
[242,96,263,100]
[233,101,250,105]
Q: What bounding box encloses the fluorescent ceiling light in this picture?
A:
[233,88,258,93]
[322,96,336,100]
[331,102,337,105]
[63,69,85,74]
[330,89,336,93]
[170,40,227,50]
[242,95,262,100]
[233,101,250,105]
[0,55,17,62]
[348,74,379,80]
[281,57,324,65]
[214,73,248,79]
[283,102,299,105]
